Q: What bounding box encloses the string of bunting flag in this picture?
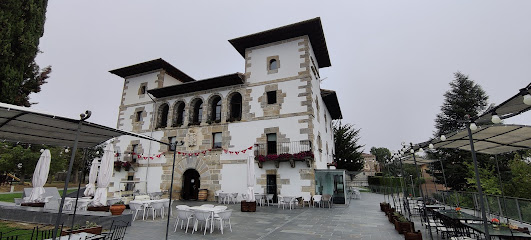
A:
[113,145,254,159]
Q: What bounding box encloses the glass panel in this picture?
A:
[267,134,277,141]
[269,59,278,70]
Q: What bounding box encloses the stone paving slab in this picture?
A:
[124,192,409,240]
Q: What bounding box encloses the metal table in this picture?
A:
[463,223,531,239]
[437,210,482,222]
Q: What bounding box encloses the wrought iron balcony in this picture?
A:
[254,140,313,168]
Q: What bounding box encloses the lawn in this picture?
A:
[0,220,53,240]
[0,189,76,203]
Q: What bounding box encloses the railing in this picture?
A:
[254,140,313,168]
[254,140,312,156]
[432,190,531,225]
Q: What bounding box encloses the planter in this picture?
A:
[110,204,126,215]
[21,202,45,207]
[404,230,423,240]
[397,221,415,234]
[114,166,121,171]
[380,202,390,212]
[61,226,102,236]
[87,206,110,212]
[241,200,256,212]
[124,166,130,171]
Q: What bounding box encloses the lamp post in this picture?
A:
[165,140,185,240]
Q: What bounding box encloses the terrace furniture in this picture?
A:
[129,202,145,221]
[266,194,274,206]
[322,194,332,208]
[404,230,423,240]
[313,195,322,208]
[254,193,265,206]
[146,201,165,220]
[174,209,195,233]
[215,190,223,203]
[201,204,215,208]
[302,193,311,207]
[99,220,129,240]
[213,210,233,234]
[191,209,214,235]
[219,193,230,204]
[230,193,238,204]
[462,223,531,239]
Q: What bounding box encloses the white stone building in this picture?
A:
[108,18,344,203]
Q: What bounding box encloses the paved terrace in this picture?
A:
[125,192,427,240]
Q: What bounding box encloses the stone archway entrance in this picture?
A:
[181,169,200,200]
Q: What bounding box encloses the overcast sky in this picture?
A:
[33,1,531,152]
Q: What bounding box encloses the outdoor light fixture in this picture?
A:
[491,113,501,124]
[65,148,69,153]
[429,143,434,149]
[40,149,44,153]
[418,148,424,153]
[524,94,531,105]
[410,149,414,154]
[469,122,478,131]
[440,135,446,141]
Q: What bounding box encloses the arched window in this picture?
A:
[192,99,203,124]
[269,59,278,70]
[173,101,185,126]
[229,93,242,121]
[158,104,169,128]
[210,96,222,122]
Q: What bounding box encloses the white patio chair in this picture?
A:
[176,205,190,210]
[283,196,295,210]
[192,209,213,235]
[213,205,227,211]
[215,190,223,203]
[174,209,194,233]
[201,204,215,208]
[148,201,165,220]
[219,193,229,204]
[76,201,90,211]
[313,195,322,208]
[161,199,171,218]
[213,209,233,234]
[266,194,274,206]
[129,202,145,221]
[230,193,238,204]
[302,193,311,207]
[277,195,285,209]
[241,193,247,201]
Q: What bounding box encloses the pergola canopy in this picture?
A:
[0,103,162,149]
[475,83,531,125]
[423,124,531,155]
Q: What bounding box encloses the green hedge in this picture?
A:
[368,176,403,187]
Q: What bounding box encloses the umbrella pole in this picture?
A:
[398,156,411,220]
[165,142,179,240]
[466,124,490,239]
[493,155,510,224]
[53,111,90,239]
[71,149,88,233]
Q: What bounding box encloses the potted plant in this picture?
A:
[114,161,122,171]
[110,200,126,215]
[122,161,131,171]
[61,221,102,236]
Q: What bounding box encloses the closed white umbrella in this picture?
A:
[93,144,114,206]
[27,149,51,203]
[84,158,99,197]
[247,149,256,202]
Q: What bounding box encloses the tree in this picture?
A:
[431,72,489,191]
[333,121,364,171]
[0,0,51,106]
[370,147,391,166]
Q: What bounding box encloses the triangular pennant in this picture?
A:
[242,149,246,153]
[248,146,253,150]
[235,152,239,155]
[143,157,148,160]
[149,157,153,160]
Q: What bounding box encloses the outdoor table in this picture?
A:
[254,194,265,206]
[425,204,446,210]
[45,232,96,240]
[189,206,223,233]
[437,209,482,222]
[462,223,531,239]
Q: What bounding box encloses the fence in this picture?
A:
[432,190,531,224]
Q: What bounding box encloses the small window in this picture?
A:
[174,102,185,126]
[229,93,242,121]
[136,111,143,122]
[267,91,277,104]
[211,96,222,122]
[140,85,146,94]
[168,137,176,151]
[213,132,222,149]
[192,99,203,124]
[132,144,138,162]
[267,133,277,155]
[269,59,278,70]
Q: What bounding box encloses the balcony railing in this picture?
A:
[254,140,313,168]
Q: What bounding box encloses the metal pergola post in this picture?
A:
[439,160,448,205]
[397,155,411,219]
[52,111,91,239]
[71,149,89,232]
[466,121,490,240]
[410,143,433,240]
[165,140,183,240]
[493,155,510,223]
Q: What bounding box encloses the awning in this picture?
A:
[475,83,531,125]
[427,124,531,155]
[0,103,164,148]
[402,156,437,165]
